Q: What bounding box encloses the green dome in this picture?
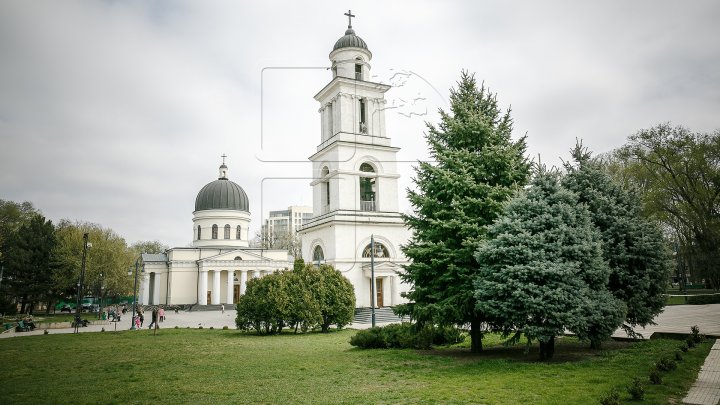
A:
[333,28,368,51]
[195,179,249,212]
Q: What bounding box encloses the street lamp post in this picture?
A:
[128,258,143,330]
[370,234,376,328]
[74,233,90,334]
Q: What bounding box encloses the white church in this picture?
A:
[140,14,412,309]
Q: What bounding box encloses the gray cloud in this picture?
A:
[1,0,718,248]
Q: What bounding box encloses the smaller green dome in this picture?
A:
[333,28,368,51]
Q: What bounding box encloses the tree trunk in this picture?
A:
[590,338,602,350]
[470,316,483,353]
[539,336,556,361]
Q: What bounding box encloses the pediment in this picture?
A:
[199,249,276,263]
[362,261,402,277]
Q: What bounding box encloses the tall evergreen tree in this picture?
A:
[399,72,530,352]
[563,144,671,337]
[4,214,57,313]
[475,169,624,360]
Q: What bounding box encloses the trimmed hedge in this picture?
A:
[350,323,464,349]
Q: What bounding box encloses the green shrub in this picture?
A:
[674,351,683,361]
[350,327,386,349]
[686,337,696,348]
[174,326,179,329]
[198,326,203,329]
[433,325,465,345]
[656,357,677,372]
[222,326,229,330]
[649,370,662,385]
[691,325,705,343]
[679,343,689,352]
[627,377,645,400]
[350,323,465,350]
[599,388,620,405]
[43,329,48,335]
[209,326,214,330]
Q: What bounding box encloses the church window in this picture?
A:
[332,64,337,78]
[355,59,362,80]
[236,225,242,239]
[313,245,324,262]
[224,224,231,239]
[362,242,390,258]
[359,98,367,133]
[359,163,376,211]
[197,225,201,240]
[212,224,218,239]
[234,256,242,261]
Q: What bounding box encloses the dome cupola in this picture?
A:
[333,27,368,51]
[194,160,249,212]
[329,10,372,81]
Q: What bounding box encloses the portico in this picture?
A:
[138,160,291,306]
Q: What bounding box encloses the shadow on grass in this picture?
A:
[417,337,633,363]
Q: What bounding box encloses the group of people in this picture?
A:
[105,303,128,322]
[15,315,36,332]
[132,306,165,330]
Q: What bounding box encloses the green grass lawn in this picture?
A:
[665,289,720,305]
[0,329,712,404]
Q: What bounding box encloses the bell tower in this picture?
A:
[300,12,411,309]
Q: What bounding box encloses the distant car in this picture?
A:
[60,304,73,313]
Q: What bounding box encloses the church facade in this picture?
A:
[299,17,412,309]
[138,163,290,306]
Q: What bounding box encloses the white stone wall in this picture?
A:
[192,209,251,247]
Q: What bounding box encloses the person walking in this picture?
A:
[221,304,225,314]
[134,315,140,330]
[139,311,144,328]
[149,308,158,329]
[158,306,165,322]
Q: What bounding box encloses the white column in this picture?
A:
[240,270,247,295]
[389,276,396,307]
[153,273,161,305]
[383,276,392,307]
[142,273,150,305]
[199,270,208,305]
[226,271,234,304]
[212,270,221,305]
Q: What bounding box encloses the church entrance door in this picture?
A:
[207,291,212,305]
[376,278,384,307]
[234,285,240,303]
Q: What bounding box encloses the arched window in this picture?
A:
[197,225,201,240]
[359,163,376,211]
[224,224,231,239]
[362,242,389,258]
[313,245,324,262]
[234,256,242,261]
[211,224,218,239]
[236,225,242,240]
[355,57,363,80]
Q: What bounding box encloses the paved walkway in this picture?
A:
[683,339,720,405]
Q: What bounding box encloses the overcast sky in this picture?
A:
[1,1,719,248]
